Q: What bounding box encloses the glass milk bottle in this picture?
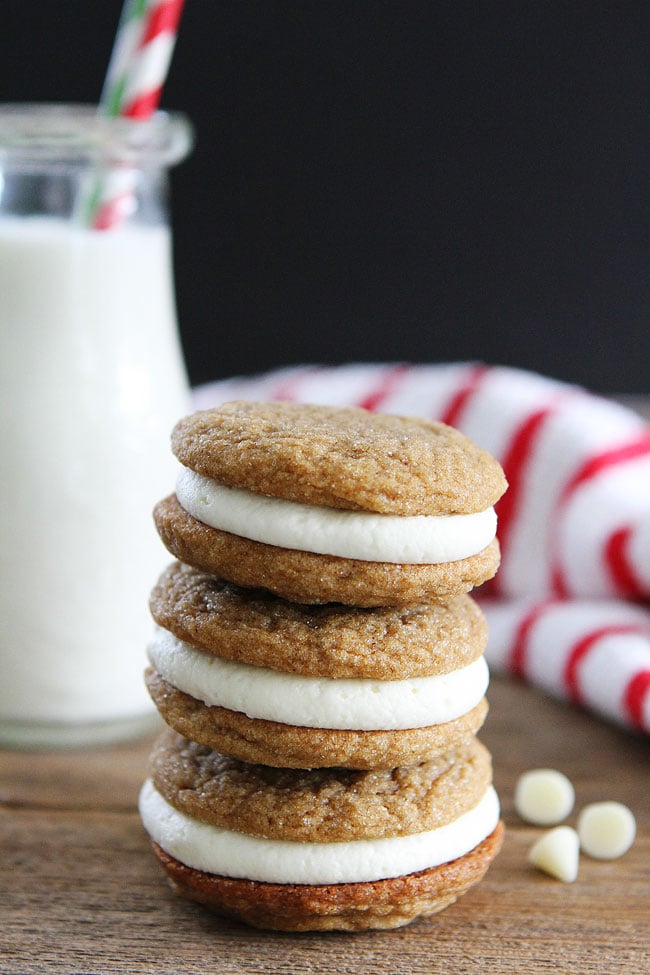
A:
[0,104,192,747]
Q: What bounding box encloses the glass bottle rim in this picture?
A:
[0,103,193,167]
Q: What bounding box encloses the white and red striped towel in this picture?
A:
[193,363,650,735]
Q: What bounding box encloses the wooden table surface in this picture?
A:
[2,675,648,975]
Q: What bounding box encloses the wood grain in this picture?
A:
[1,677,649,975]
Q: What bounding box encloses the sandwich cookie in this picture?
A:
[154,401,507,606]
[146,562,490,769]
[139,730,504,931]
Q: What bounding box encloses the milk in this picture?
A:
[0,217,189,744]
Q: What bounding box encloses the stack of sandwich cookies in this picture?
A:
[140,400,507,931]
[154,401,503,606]
[146,563,490,769]
[139,731,501,932]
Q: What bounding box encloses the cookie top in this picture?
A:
[171,401,507,516]
[149,729,492,842]
[149,562,487,679]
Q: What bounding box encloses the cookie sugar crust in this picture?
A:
[171,401,507,516]
[149,562,487,679]
[149,729,492,842]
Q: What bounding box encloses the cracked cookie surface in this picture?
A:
[149,729,492,842]
[171,400,507,516]
[149,561,488,678]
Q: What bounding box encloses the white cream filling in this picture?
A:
[147,626,489,730]
[175,466,497,564]
[139,780,500,885]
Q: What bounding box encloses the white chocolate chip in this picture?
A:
[577,802,636,860]
[514,768,575,826]
[528,826,580,883]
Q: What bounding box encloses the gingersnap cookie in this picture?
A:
[154,401,506,606]
[171,401,506,515]
[154,496,500,606]
[145,668,488,769]
[139,730,504,931]
[149,561,488,680]
[151,827,504,931]
[145,563,490,768]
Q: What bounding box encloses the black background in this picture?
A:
[2,2,648,392]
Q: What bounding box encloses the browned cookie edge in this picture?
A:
[151,822,504,932]
[153,495,500,606]
[145,669,489,770]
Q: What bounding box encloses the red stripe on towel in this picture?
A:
[492,407,556,592]
[357,364,413,412]
[552,435,650,596]
[564,624,647,705]
[560,437,650,505]
[623,669,650,731]
[508,599,559,679]
[604,526,644,598]
[439,364,491,428]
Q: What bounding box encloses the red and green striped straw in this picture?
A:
[82,0,186,229]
